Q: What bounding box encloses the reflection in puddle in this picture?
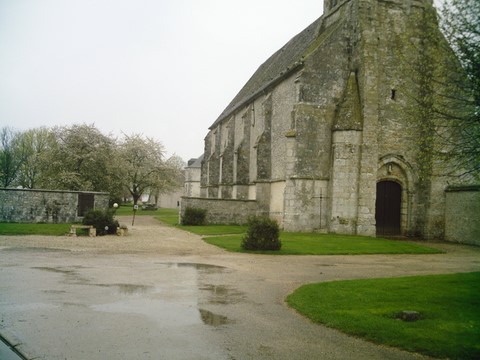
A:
[92,298,201,327]
[198,309,230,326]
[41,262,241,330]
[31,266,88,284]
[158,262,226,273]
[200,284,245,305]
[94,283,153,295]
[115,283,153,294]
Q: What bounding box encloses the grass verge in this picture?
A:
[203,233,443,255]
[0,223,71,236]
[286,272,480,359]
[115,205,162,216]
[178,224,247,236]
[153,208,180,226]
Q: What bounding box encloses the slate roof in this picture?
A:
[186,154,204,168]
[210,15,323,129]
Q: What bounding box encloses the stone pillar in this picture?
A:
[354,0,380,236]
[282,131,298,230]
[328,130,362,234]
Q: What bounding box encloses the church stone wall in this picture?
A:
[181,197,256,225]
[271,73,298,181]
[328,130,362,233]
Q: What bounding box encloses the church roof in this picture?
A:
[210,16,323,129]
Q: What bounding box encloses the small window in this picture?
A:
[391,89,396,100]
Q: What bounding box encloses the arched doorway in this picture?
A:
[376,181,402,236]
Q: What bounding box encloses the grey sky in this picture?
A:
[0,0,323,161]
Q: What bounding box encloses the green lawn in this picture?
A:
[203,233,443,255]
[115,206,180,225]
[115,205,163,216]
[177,224,247,236]
[154,208,180,226]
[287,272,480,359]
[0,223,71,236]
[154,210,442,255]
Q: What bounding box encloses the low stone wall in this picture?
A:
[0,188,109,224]
[181,197,257,225]
[445,186,480,246]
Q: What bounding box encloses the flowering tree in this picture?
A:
[115,134,183,205]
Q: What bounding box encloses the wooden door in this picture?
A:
[375,181,401,236]
[78,193,94,216]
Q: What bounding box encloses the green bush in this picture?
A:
[182,207,207,225]
[241,216,281,251]
[82,209,119,236]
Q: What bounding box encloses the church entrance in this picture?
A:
[375,181,401,236]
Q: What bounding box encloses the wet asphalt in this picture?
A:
[1,217,479,360]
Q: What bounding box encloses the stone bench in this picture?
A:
[70,225,96,237]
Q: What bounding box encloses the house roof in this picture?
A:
[210,15,324,129]
[186,154,204,168]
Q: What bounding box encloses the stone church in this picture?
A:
[182,0,479,241]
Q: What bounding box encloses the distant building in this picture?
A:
[184,155,203,198]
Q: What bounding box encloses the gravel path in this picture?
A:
[1,216,479,360]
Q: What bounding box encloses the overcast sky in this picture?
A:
[0,0,323,162]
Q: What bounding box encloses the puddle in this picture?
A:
[31,266,89,285]
[32,266,75,274]
[89,262,237,330]
[43,289,67,294]
[198,309,231,326]
[3,247,68,253]
[200,284,245,305]
[91,298,201,326]
[2,302,56,313]
[157,262,226,273]
[94,283,154,295]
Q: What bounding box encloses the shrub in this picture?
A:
[82,209,119,236]
[241,216,281,251]
[182,207,207,225]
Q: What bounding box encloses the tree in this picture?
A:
[0,127,26,187]
[16,127,55,189]
[45,124,117,192]
[400,0,479,180]
[437,0,480,178]
[147,154,185,205]
[115,134,171,205]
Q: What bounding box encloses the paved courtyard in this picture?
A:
[1,216,479,360]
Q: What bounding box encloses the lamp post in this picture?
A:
[132,204,138,226]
